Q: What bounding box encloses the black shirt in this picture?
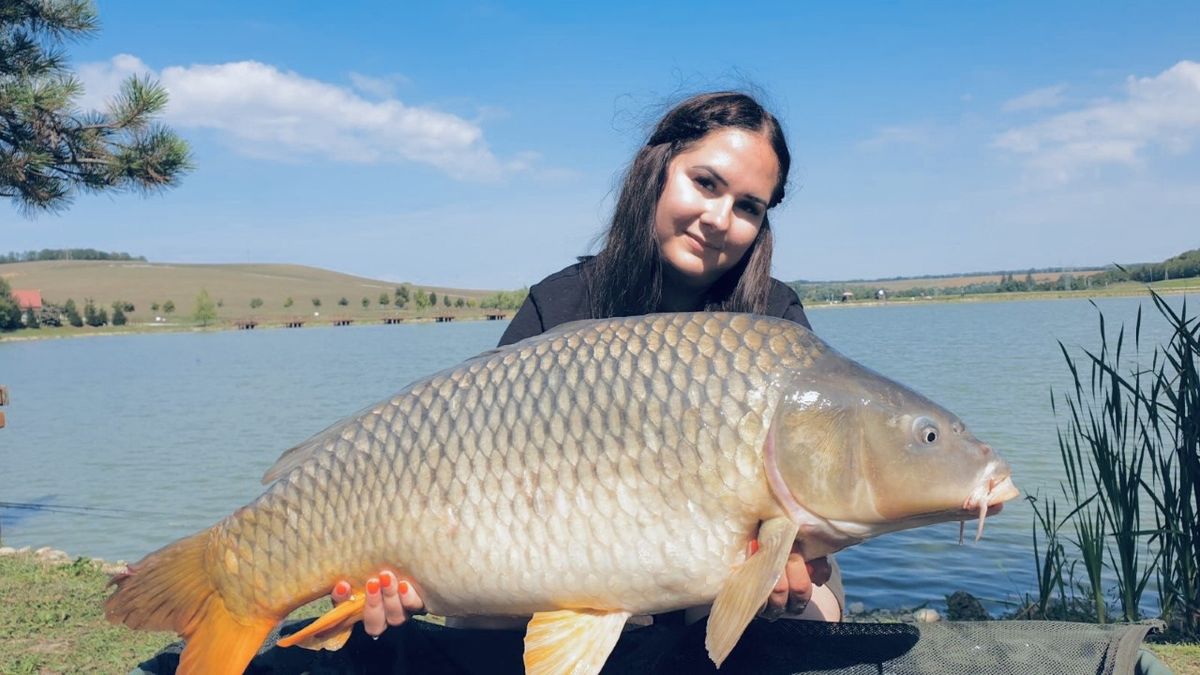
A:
[498,261,812,347]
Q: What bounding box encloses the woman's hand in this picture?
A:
[331,570,425,637]
[765,542,831,617]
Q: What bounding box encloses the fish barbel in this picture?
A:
[105,313,1019,674]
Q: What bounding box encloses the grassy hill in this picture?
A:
[0,261,504,326]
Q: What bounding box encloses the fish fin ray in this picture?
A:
[105,531,278,675]
[276,594,365,650]
[706,515,799,667]
[523,609,630,675]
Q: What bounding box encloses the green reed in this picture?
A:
[1036,292,1199,636]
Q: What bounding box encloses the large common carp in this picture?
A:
[105,313,1018,674]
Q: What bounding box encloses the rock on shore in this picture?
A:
[0,544,128,575]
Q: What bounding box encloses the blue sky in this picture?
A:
[4,1,1199,288]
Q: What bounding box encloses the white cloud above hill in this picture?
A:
[77,55,527,181]
[993,60,1200,183]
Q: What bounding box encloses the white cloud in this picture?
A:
[993,61,1200,182]
[857,125,932,150]
[1001,85,1067,112]
[348,72,409,99]
[77,55,529,180]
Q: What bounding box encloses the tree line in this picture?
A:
[792,248,1200,303]
[0,249,146,264]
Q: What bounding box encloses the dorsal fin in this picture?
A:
[261,415,362,484]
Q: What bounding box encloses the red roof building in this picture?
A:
[11,289,42,310]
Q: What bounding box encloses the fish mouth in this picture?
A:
[957,474,1020,543]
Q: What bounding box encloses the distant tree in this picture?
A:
[1024,271,1035,291]
[111,305,126,325]
[64,298,82,326]
[192,289,216,327]
[455,297,465,308]
[429,291,438,306]
[311,297,321,307]
[216,298,224,308]
[361,297,369,308]
[283,297,294,308]
[249,297,263,309]
[443,294,451,307]
[37,303,61,326]
[337,297,348,306]
[1,0,192,214]
[151,301,160,312]
[414,289,430,310]
[23,306,38,327]
[394,285,410,308]
[378,292,389,306]
[111,300,133,312]
[0,278,21,329]
[162,299,175,314]
[82,298,107,326]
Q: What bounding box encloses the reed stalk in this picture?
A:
[1044,292,1199,636]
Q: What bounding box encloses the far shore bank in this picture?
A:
[3,283,1197,344]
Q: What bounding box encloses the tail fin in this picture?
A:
[105,531,277,675]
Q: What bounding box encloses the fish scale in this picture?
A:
[106,312,1018,675]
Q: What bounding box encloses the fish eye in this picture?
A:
[912,416,939,445]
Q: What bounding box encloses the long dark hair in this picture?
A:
[585,91,791,319]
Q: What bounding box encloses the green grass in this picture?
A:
[0,553,173,673]
[0,551,330,673]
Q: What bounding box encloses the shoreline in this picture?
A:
[4,284,1197,344]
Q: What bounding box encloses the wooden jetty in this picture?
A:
[284,319,305,328]
[332,318,354,327]
[0,384,8,429]
[485,313,507,321]
[434,315,455,323]
[235,320,258,330]
[383,317,404,325]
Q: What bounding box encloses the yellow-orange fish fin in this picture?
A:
[706,515,799,667]
[104,531,278,675]
[523,608,630,675]
[276,593,365,650]
[176,600,277,675]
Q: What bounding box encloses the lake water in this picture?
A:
[0,294,1193,613]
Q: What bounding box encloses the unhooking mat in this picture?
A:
[132,617,1166,675]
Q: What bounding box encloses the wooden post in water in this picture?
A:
[0,384,8,428]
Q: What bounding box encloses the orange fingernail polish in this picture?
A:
[398,581,409,595]
[334,581,350,596]
[366,579,380,594]
[380,573,393,589]
[749,539,760,555]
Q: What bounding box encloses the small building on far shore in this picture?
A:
[11,289,42,311]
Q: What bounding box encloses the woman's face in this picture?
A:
[654,128,779,290]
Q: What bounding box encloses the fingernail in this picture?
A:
[334,581,351,596]
[380,573,393,589]
[398,580,409,595]
[366,579,380,594]
[749,539,760,555]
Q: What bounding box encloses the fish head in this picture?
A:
[769,349,1019,543]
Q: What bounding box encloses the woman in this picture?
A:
[337,91,844,638]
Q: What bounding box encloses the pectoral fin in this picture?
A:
[276,593,364,651]
[524,608,631,675]
[706,515,800,667]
